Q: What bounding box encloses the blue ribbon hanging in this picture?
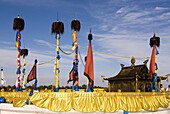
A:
[16,69,21,75]
[57,55,60,60]
[153,73,158,92]
[34,79,38,90]
[156,47,159,55]
[22,69,25,73]
[26,90,33,104]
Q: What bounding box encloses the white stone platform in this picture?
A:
[0,103,170,114]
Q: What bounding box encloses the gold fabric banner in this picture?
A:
[13,99,27,107]
[0,92,169,112]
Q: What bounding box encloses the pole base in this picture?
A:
[54,88,59,92]
[124,111,128,114]
[75,85,79,91]
[87,83,91,92]
[16,87,20,92]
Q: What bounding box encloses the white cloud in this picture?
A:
[155,6,169,10]
[159,12,170,20]
[99,25,108,31]
[116,6,137,15]
[0,41,13,45]
[116,7,125,14]
[34,39,55,48]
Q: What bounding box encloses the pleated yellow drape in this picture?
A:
[13,99,26,107]
[118,92,142,112]
[140,92,169,111]
[0,92,169,112]
[73,92,96,112]
[96,92,120,112]
[30,92,73,112]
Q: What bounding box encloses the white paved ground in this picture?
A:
[0,103,169,114]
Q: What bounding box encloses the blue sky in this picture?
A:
[0,0,170,88]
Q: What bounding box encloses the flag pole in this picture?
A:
[51,17,64,92]
[149,32,160,92]
[13,15,25,92]
[71,13,81,91]
[84,29,94,92]
[55,33,60,92]
[21,48,28,90]
[1,68,6,88]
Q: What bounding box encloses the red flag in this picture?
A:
[67,67,74,84]
[27,64,36,83]
[84,41,94,89]
[150,45,156,80]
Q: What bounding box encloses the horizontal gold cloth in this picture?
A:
[0,92,169,112]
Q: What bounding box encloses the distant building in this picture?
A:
[102,57,168,92]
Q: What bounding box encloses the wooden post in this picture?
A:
[157,81,160,92]
[109,82,111,92]
[136,74,138,92]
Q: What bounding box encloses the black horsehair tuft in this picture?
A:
[51,21,64,34]
[20,49,28,56]
[149,33,160,47]
[71,20,81,31]
[13,17,25,31]
[88,29,93,40]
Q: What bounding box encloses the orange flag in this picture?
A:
[150,45,156,80]
[84,40,94,90]
[27,60,37,83]
[67,67,74,84]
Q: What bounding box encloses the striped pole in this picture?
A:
[13,15,24,92]
[72,31,79,91]
[154,45,158,92]
[71,15,80,91]
[51,18,64,92]
[149,32,160,92]
[55,33,60,92]
[22,55,26,89]
[16,29,21,92]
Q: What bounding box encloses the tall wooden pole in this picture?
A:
[55,34,60,92]
[16,29,21,92]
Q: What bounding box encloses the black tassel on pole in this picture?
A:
[35,59,38,64]
[71,13,81,31]
[88,28,93,40]
[149,32,160,47]
[51,20,64,34]
[13,15,25,31]
[20,49,28,56]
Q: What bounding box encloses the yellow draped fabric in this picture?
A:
[0,92,29,103]
[73,92,96,112]
[30,92,72,112]
[13,99,26,107]
[0,92,169,112]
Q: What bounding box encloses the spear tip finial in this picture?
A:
[75,12,76,20]
[154,30,156,37]
[57,12,59,22]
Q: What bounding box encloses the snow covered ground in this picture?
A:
[0,103,170,114]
